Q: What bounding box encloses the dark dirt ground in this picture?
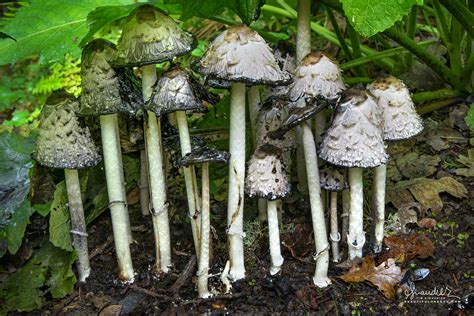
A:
[19,105,474,315]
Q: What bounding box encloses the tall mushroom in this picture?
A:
[114,4,196,272]
[246,144,291,275]
[319,165,348,262]
[34,91,101,282]
[197,24,292,280]
[147,66,219,257]
[367,76,423,253]
[177,146,230,298]
[319,86,388,260]
[80,39,143,281]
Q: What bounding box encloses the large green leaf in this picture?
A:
[0,0,135,65]
[340,0,423,37]
[49,181,73,252]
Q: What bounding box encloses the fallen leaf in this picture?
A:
[417,218,437,229]
[387,177,467,212]
[421,120,466,151]
[448,104,469,131]
[99,305,121,316]
[339,257,404,300]
[126,187,140,205]
[281,223,313,259]
[396,152,440,179]
[454,149,474,177]
[379,235,434,263]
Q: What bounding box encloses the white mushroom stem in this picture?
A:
[176,110,202,257]
[341,189,350,243]
[227,82,246,281]
[258,199,267,222]
[296,127,308,192]
[267,200,284,275]
[348,168,365,260]
[314,110,327,144]
[301,122,331,287]
[100,114,134,281]
[371,164,386,253]
[329,191,341,262]
[64,169,91,282]
[139,150,150,216]
[198,162,211,298]
[142,64,171,273]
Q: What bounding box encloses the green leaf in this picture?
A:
[0,31,15,41]
[340,0,423,37]
[49,181,73,252]
[0,0,136,65]
[465,103,474,132]
[228,0,265,25]
[0,131,36,256]
[0,241,76,313]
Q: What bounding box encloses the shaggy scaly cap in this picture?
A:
[368,76,423,141]
[319,86,388,168]
[319,165,348,191]
[197,25,292,86]
[34,92,101,169]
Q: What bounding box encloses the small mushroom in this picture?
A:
[177,146,230,298]
[319,165,348,262]
[33,91,101,282]
[367,76,423,253]
[114,4,196,273]
[245,144,290,275]
[319,86,388,260]
[197,24,292,281]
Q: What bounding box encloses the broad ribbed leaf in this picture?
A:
[340,0,423,37]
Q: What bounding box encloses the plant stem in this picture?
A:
[343,77,373,85]
[139,150,150,216]
[341,189,350,243]
[227,82,246,281]
[326,7,353,60]
[439,0,474,39]
[329,191,340,262]
[417,97,463,115]
[348,167,364,260]
[142,64,171,273]
[100,114,134,281]
[176,110,202,258]
[411,88,465,103]
[405,6,418,68]
[258,198,267,222]
[198,162,211,298]
[267,200,284,275]
[347,23,368,77]
[371,164,386,254]
[64,168,90,282]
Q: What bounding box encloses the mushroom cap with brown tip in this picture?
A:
[245,144,291,201]
[176,146,230,167]
[114,4,195,67]
[368,76,423,141]
[197,24,292,87]
[319,165,348,191]
[319,86,389,168]
[288,52,345,102]
[146,66,218,117]
[80,39,143,116]
[33,91,101,169]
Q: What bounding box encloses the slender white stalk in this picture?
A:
[329,191,340,262]
[348,168,365,260]
[198,163,211,298]
[258,198,267,222]
[267,200,284,275]
[314,110,327,144]
[227,82,246,281]
[301,123,330,287]
[100,114,134,281]
[142,64,171,273]
[139,150,150,216]
[248,85,260,147]
[296,127,308,192]
[372,164,386,253]
[64,169,90,282]
[341,189,350,243]
[176,110,201,257]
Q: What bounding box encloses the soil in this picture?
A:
[25,106,474,315]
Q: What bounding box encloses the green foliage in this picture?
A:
[340,0,424,37]
[0,241,76,313]
[465,103,474,132]
[49,181,73,252]
[0,131,36,257]
[0,0,136,65]
[33,55,82,97]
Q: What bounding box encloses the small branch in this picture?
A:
[169,255,197,293]
[89,236,114,260]
[130,284,175,301]
[182,293,244,306]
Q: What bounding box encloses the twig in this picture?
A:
[89,236,113,260]
[182,293,245,306]
[130,284,175,301]
[169,255,197,293]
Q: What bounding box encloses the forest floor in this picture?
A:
[32,104,473,315]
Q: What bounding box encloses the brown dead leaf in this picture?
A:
[379,235,434,264]
[396,152,440,179]
[281,223,313,259]
[422,120,466,151]
[339,257,404,300]
[454,149,474,177]
[127,187,140,205]
[417,217,437,229]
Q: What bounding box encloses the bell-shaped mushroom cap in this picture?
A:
[80,39,143,116]
[197,25,292,87]
[245,144,291,201]
[319,86,389,168]
[268,98,330,140]
[114,4,195,67]
[288,52,345,102]
[266,44,296,98]
[368,76,423,141]
[256,96,295,150]
[319,165,348,191]
[176,146,230,167]
[33,91,101,169]
[146,66,218,117]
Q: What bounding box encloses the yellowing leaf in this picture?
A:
[379,235,434,264]
[454,149,474,177]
